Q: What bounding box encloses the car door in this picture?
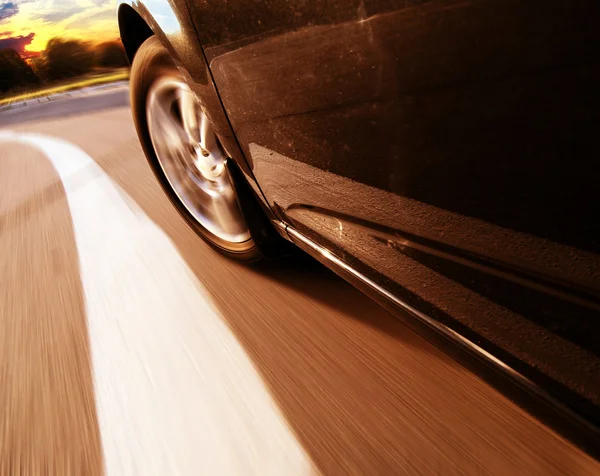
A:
[188,0,600,421]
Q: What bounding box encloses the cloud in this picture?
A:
[0,2,18,21]
[33,6,84,23]
[0,30,12,36]
[66,8,115,29]
[0,32,34,54]
[0,1,120,53]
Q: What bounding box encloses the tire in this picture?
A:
[130,36,260,261]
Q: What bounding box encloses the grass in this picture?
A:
[0,69,129,106]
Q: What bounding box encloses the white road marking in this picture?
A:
[0,131,316,476]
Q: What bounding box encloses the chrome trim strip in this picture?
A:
[272,219,288,236]
[284,224,596,432]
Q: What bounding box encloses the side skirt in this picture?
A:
[280,221,600,461]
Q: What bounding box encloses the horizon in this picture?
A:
[0,0,120,58]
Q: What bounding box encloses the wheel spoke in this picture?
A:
[199,114,217,154]
[179,88,200,144]
[151,94,185,150]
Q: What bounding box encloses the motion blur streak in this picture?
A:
[0,131,317,476]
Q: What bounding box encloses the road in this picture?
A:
[0,85,598,475]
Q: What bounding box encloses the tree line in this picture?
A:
[0,38,128,93]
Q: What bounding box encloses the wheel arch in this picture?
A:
[116,1,196,76]
[117,4,153,64]
[116,0,266,181]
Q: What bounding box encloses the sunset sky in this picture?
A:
[0,0,119,57]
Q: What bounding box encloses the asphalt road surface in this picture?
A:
[0,85,598,475]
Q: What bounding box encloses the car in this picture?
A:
[117,0,600,434]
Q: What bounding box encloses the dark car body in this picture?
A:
[118,0,600,432]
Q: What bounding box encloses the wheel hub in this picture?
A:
[146,77,250,244]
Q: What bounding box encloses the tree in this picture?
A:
[43,38,94,80]
[95,41,128,68]
[29,55,48,82]
[0,48,39,92]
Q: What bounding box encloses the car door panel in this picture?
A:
[190,0,599,248]
[187,0,600,420]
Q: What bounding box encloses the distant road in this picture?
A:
[0,86,598,475]
[0,81,129,127]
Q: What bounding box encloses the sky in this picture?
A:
[0,0,119,57]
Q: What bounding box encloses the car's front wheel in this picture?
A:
[130,36,259,261]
